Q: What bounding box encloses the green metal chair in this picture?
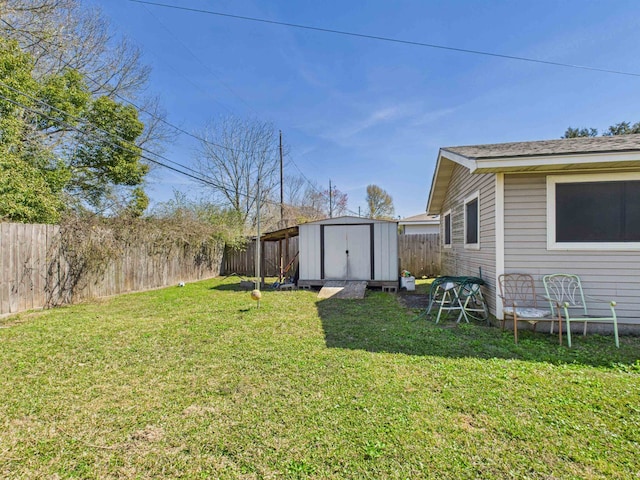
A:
[542,274,619,348]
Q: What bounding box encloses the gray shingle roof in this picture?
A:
[441,134,640,160]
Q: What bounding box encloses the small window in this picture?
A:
[548,173,640,250]
[464,192,480,249]
[443,210,452,247]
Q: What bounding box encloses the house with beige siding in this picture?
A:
[427,134,640,327]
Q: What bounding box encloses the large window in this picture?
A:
[443,210,451,247]
[464,192,480,249]
[547,173,640,250]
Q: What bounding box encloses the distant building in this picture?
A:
[398,213,440,235]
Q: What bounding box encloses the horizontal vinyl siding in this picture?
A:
[440,164,497,314]
[504,173,640,323]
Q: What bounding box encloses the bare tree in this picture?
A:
[279,175,351,223]
[196,116,280,230]
[283,174,307,206]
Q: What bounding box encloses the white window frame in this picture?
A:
[547,172,640,251]
[463,191,480,250]
[443,209,452,249]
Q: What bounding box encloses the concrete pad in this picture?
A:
[318,281,368,299]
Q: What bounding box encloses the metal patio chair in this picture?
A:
[497,273,562,344]
[542,274,619,348]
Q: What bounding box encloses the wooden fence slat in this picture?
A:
[10,223,20,313]
[0,224,8,315]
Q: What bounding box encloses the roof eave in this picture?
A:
[473,151,640,173]
[426,149,476,214]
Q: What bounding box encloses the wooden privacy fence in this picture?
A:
[398,233,441,278]
[222,237,299,277]
[0,222,224,316]
[222,234,440,278]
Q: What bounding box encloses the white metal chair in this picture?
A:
[498,273,562,344]
[542,274,619,348]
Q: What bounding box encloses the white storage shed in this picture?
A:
[298,216,399,289]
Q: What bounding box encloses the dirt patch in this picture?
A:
[130,425,164,443]
[398,292,430,310]
[182,405,219,416]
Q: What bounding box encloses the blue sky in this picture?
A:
[90,0,640,218]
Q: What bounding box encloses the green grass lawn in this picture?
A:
[1,277,639,479]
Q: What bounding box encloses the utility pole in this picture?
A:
[358,206,361,217]
[279,130,284,222]
[329,179,333,218]
[255,178,261,291]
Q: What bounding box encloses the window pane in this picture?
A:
[624,181,640,241]
[444,214,451,244]
[465,199,478,244]
[556,181,627,242]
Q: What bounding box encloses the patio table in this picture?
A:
[426,276,488,324]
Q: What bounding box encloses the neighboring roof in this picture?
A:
[398,213,440,225]
[427,135,640,214]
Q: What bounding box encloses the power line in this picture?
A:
[0,78,207,179]
[4,82,355,217]
[0,89,291,211]
[0,92,214,185]
[0,18,356,217]
[139,2,259,117]
[0,17,278,156]
[129,0,640,78]
[1,76,282,209]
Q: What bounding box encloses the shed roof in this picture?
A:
[260,225,299,242]
[300,215,398,226]
[427,134,640,214]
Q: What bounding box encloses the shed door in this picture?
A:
[323,225,371,280]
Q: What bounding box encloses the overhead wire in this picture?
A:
[0,17,278,156]
[129,0,640,78]
[139,2,259,117]
[0,15,357,216]
[0,78,206,179]
[0,92,214,186]
[0,88,290,210]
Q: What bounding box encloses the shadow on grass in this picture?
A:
[209,283,250,292]
[209,276,280,292]
[316,293,640,369]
